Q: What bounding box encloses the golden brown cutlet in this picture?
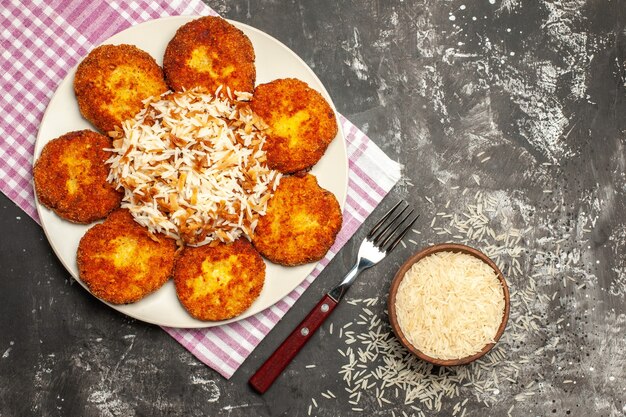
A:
[173,238,265,321]
[163,16,255,94]
[252,173,342,266]
[33,130,122,224]
[74,44,168,133]
[77,209,178,304]
[251,78,338,174]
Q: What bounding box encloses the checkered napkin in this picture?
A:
[0,0,401,378]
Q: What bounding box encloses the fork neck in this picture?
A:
[327,257,374,302]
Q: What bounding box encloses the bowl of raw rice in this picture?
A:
[388,243,510,366]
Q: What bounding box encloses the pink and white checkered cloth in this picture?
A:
[0,0,401,378]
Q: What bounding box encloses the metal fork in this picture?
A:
[249,201,419,394]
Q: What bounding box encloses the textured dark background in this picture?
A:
[1,0,625,416]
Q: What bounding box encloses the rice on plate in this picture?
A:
[106,88,282,246]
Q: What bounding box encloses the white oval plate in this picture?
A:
[34,16,348,328]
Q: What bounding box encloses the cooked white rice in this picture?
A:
[106,88,282,245]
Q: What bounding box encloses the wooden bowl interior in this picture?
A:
[387,243,510,366]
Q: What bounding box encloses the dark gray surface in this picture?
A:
[1,0,625,416]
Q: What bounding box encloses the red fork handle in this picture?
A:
[249,294,338,394]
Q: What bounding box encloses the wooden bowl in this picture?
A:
[387,243,510,366]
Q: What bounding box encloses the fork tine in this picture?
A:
[372,205,410,245]
[367,200,405,240]
[376,208,414,247]
[383,214,420,253]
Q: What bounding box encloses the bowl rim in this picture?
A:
[387,242,511,366]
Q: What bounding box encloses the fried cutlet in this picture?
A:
[33,130,122,223]
[173,238,265,321]
[163,16,255,94]
[252,173,342,266]
[251,78,338,173]
[77,209,177,304]
[74,44,168,133]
